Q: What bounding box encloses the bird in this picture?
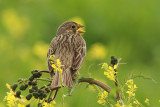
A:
[47,21,86,88]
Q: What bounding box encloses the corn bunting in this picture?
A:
[47,21,86,88]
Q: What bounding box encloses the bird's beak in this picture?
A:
[78,24,85,28]
[77,24,85,33]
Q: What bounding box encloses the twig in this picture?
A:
[40,70,50,73]
[36,78,52,82]
[78,77,111,93]
[40,83,51,89]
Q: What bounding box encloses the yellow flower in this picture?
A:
[134,84,137,89]
[51,64,57,70]
[133,99,141,105]
[57,59,61,65]
[18,104,25,107]
[4,84,17,107]
[103,64,117,81]
[97,91,108,105]
[126,91,135,97]
[125,79,137,98]
[4,92,16,107]
[128,85,132,89]
[70,17,85,26]
[49,54,55,61]
[6,83,12,90]
[33,41,49,59]
[115,101,128,107]
[108,66,114,71]
[88,43,107,60]
[57,68,62,73]
[144,98,150,105]
[126,79,133,85]
[104,71,115,81]
[101,63,108,70]
[49,55,63,73]
[114,65,118,70]
[115,101,121,107]
[56,59,63,73]
[4,83,27,107]
[43,101,56,107]
[2,9,30,37]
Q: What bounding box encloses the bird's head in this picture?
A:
[56,21,85,35]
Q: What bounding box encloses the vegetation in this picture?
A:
[1,0,160,106]
[3,56,156,106]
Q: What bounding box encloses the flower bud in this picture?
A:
[29,76,34,81]
[20,85,26,90]
[33,92,39,99]
[32,82,37,86]
[29,89,34,93]
[11,84,18,91]
[25,104,30,107]
[15,91,21,98]
[32,86,38,91]
[26,94,32,100]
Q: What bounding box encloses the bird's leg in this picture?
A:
[71,68,78,80]
[72,72,77,80]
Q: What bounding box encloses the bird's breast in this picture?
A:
[55,35,75,68]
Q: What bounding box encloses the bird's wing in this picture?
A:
[47,37,57,72]
[71,35,86,74]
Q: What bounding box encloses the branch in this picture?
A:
[78,77,111,93]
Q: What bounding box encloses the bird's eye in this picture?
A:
[72,25,75,28]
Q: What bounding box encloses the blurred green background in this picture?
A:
[0,0,160,106]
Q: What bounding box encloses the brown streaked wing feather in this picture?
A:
[71,35,86,74]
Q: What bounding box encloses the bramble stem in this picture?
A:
[78,77,111,93]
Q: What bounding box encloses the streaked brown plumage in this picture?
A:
[47,21,86,88]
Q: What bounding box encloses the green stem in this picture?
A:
[36,78,52,82]
[60,72,64,107]
[92,84,101,93]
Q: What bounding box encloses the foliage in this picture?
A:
[4,70,56,107]
[1,0,160,106]
[4,56,158,107]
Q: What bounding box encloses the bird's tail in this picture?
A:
[51,68,73,88]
